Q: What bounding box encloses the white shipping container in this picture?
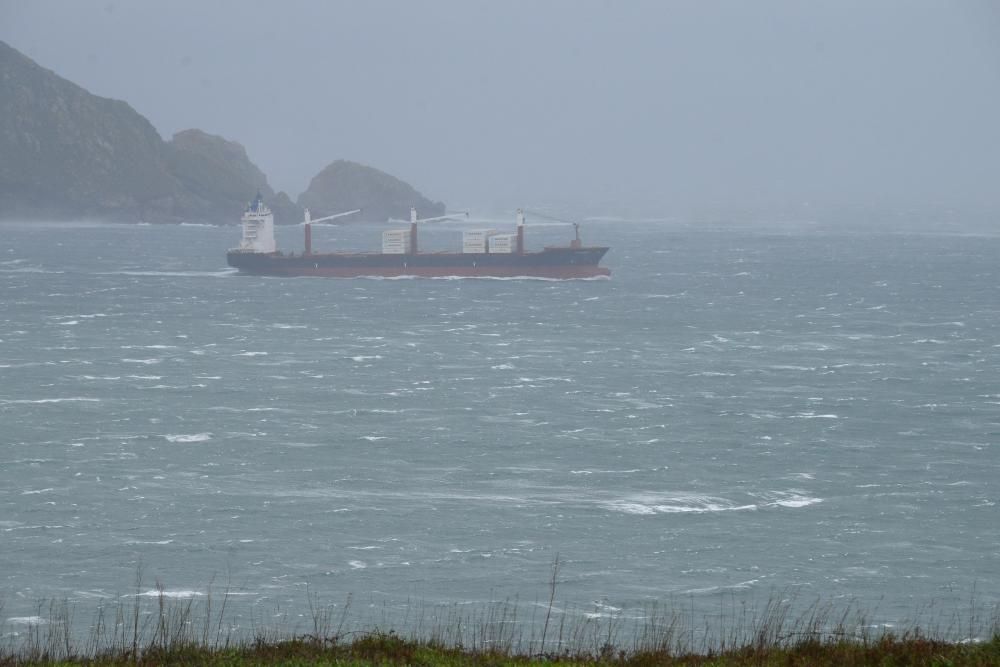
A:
[382,229,412,254]
[463,229,494,242]
[488,234,514,254]
[463,229,492,253]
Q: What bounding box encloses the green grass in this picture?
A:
[5,632,999,666]
[2,574,997,666]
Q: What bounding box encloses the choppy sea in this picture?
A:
[1,218,998,635]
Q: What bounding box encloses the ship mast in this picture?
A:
[516,208,525,254]
[410,207,418,254]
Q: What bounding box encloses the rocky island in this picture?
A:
[299,160,445,223]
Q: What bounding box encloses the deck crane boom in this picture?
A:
[302,208,362,254]
[410,207,469,224]
[303,208,363,225]
[408,207,469,253]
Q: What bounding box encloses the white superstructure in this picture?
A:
[237,193,276,253]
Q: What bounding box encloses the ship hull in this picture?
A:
[227,247,610,279]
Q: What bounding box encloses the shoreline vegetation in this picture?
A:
[2,574,998,666]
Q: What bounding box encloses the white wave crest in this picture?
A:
[604,495,757,515]
[105,269,237,278]
[0,397,101,404]
[6,616,47,625]
[163,433,212,443]
[137,589,204,598]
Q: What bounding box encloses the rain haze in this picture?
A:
[3,0,999,219]
[3,1,1000,659]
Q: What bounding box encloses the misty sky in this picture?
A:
[2,1,999,216]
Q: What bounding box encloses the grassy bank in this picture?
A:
[2,631,1000,666]
[2,582,998,666]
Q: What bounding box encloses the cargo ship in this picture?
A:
[226,195,610,279]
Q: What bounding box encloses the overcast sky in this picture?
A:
[2,0,999,217]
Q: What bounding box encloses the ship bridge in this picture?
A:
[235,191,276,253]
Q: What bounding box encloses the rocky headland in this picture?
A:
[0,40,443,224]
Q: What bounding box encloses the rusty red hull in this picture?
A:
[227,246,611,279]
[251,265,610,279]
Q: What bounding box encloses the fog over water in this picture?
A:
[2,1,999,217]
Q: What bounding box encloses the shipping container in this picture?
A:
[382,229,412,254]
[488,234,514,253]
[463,229,493,254]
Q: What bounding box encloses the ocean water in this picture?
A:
[1,219,998,634]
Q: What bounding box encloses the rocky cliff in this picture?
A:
[164,129,301,224]
[0,40,182,221]
[298,160,445,222]
[0,40,445,225]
